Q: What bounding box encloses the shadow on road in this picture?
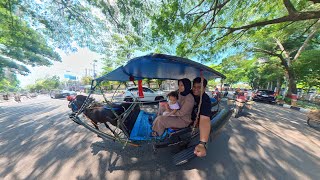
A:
[0,100,319,180]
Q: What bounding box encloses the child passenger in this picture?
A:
[158,91,180,116]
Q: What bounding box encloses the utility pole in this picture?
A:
[92,60,97,78]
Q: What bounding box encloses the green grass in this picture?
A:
[284,97,291,104]
[297,101,320,110]
[276,96,319,110]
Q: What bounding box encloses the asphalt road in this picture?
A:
[0,96,319,180]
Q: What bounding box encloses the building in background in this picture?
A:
[63,71,79,91]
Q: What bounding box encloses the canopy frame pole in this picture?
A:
[98,81,138,138]
[75,80,97,117]
[111,82,122,103]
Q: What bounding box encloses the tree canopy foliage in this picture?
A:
[0,1,61,77]
[26,75,61,92]
[91,0,320,94]
[1,0,319,93]
[0,71,20,92]
[293,49,320,89]
[141,0,320,58]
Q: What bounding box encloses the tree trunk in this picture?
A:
[287,68,297,95]
[276,77,283,95]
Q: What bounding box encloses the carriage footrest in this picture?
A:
[69,113,80,125]
[172,145,196,166]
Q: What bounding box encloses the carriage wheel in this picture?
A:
[169,141,190,154]
[172,145,197,166]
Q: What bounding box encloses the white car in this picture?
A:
[123,87,165,102]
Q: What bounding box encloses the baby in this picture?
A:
[158,91,180,116]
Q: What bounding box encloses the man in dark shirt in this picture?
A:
[191,90,212,121]
[192,77,212,157]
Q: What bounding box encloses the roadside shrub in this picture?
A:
[297,101,320,110]
[284,97,291,104]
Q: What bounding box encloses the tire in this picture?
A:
[233,106,239,118]
[238,106,243,114]
[124,97,133,102]
[172,145,197,166]
[155,96,164,101]
[234,105,243,118]
[307,118,320,128]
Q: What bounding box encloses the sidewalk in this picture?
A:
[277,102,312,113]
[224,92,314,113]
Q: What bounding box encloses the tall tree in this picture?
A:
[1,0,120,90]
[293,49,320,90]
[253,19,320,94]
[26,75,61,91]
[211,55,253,87]
[246,58,285,90]
[147,0,320,56]
[0,71,20,92]
[0,1,61,76]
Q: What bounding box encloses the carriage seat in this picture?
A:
[167,97,220,134]
[167,110,219,134]
[167,121,193,135]
[119,102,141,134]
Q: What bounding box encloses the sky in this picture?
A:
[17,48,104,88]
[16,47,226,88]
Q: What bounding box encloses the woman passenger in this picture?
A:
[152,78,195,136]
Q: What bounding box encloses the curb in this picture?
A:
[277,103,311,113]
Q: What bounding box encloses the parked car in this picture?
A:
[123,87,165,102]
[50,90,77,99]
[252,89,276,103]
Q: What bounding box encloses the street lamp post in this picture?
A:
[92,60,97,78]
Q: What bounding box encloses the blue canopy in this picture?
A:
[95,54,225,82]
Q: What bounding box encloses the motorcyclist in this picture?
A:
[212,88,221,101]
[223,89,228,97]
[236,91,247,102]
[14,93,21,103]
[233,88,241,99]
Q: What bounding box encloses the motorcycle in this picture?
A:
[227,97,254,118]
[14,94,21,103]
[233,100,245,118]
[223,91,228,97]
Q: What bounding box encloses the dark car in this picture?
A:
[50,90,76,99]
[252,90,276,103]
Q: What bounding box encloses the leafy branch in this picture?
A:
[186,0,320,43]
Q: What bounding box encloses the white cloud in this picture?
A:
[17,48,103,87]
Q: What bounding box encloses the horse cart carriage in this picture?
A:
[68,54,233,165]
